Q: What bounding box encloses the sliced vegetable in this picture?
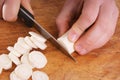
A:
[17,37,32,50]
[21,53,34,69]
[8,52,21,65]
[10,71,22,80]
[29,51,47,69]
[24,36,38,49]
[0,54,12,70]
[14,43,29,55]
[29,31,47,43]
[7,46,21,57]
[32,71,49,80]
[30,36,47,50]
[15,64,33,80]
[0,67,3,74]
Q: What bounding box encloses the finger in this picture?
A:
[68,0,102,42]
[56,0,83,37]
[0,0,4,17]
[74,1,119,55]
[21,0,34,15]
[2,0,21,22]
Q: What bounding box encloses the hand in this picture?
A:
[0,0,33,22]
[56,0,119,55]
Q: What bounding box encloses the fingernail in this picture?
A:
[75,45,87,55]
[68,31,78,42]
[80,49,87,55]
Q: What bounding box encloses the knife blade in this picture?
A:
[18,5,76,62]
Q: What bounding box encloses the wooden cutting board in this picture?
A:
[0,0,120,80]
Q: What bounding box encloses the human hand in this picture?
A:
[0,0,33,22]
[56,0,119,55]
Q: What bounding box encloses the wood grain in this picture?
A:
[0,0,120,80]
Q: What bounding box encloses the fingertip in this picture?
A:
[3,15,17,22]
[2,7,18,22]
[74,44,88,55]
[2,0,20,22]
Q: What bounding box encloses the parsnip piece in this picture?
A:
[24,36,37,49]
[15,64,33,80]
[17,37,32,50]
[8,52,21,65]
[10,71,22,80]
[0,54,12,70]
[29,51,47,69]
[30,36,47,50]
[14,43,29,55]
[32,71,49,80]
[0,67,3,74]
[7,46,21,57]
[29,31,47,43]
[57,31,74,54]
[21,53,34,69]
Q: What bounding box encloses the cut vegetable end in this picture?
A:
[57,31,75,54]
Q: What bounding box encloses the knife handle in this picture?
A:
[18,5,34,27]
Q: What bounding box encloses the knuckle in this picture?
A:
[98,23,115,35]
[83,14,96,24]
[85,38,94,46]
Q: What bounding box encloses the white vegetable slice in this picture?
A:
[17,37,32,50]
[21,53,34,69]
[0,67,3,74]
[8,52,21,65]
[57,31,74,54]
[30,36,47,50]
[24,36,37,49]
[29,31,47,43]
[29,51,47,69]
[7,46,21,57]
[10,71,23,80]
[15,64,33,80]
[0,54,12,70]
[14,43,29,55]
[32,71,49,80]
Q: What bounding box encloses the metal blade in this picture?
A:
[19,7,76,62]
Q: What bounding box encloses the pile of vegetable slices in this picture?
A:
[0,31,49,80]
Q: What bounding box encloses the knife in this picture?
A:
[18,5,76,62]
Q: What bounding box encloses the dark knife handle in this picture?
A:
[18,5,34,27]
